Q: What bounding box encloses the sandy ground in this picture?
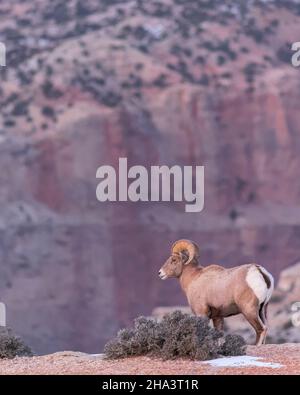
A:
[0,344,299,375]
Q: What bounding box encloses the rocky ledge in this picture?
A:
[0,344,299,375]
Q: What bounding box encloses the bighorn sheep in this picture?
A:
[158,239,274,345]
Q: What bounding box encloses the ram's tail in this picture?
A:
[246,265,274,324]
[256,265,274,324]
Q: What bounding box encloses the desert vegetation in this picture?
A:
[104,311,246,360]
[0,327,33,359]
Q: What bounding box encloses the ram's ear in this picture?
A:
[179,251,189,264]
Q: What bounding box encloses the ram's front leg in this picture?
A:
[212,317,224,331]
[193,305,211,320]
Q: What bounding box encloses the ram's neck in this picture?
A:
[179,261,203,293]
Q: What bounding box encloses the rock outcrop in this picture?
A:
[0,0,300,353]
[0,344,300,375]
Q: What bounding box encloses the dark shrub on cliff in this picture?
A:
[104,311,246,360]
[0,327,33,359]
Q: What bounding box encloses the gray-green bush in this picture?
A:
[0,327,33,359]
[104,311,246,360]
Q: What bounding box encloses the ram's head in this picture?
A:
[159,239,199,279]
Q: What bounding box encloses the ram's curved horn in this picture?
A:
[171,239,199,265]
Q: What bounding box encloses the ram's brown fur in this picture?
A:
[159,239,274,345]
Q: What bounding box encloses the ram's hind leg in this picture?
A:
[242,306,267,346]
[258,302,269,344]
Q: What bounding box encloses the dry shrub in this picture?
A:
[0,327,33,359]
[104,311,246,360]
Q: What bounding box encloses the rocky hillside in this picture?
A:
[0,0,300,354]
[1,0,299,135]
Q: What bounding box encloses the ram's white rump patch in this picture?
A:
[246,266,273,303]
[201,356,283,368]
[258,266,274,303]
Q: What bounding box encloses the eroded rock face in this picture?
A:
[0,1,300,353]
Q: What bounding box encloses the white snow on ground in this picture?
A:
[201,356,283,368]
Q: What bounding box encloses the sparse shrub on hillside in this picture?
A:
[138,1,172,18]
[176,20,191,39]
[17,70,32,86]
[220,334,246,356]
[101,91,122,107]
[244,17,278,44]
[117,25,132,40]
[194,55,206,65]
[217,55,226,66]
[270,19,279,28]
[102,0,130,7]
[170,45,192,58]
[42,106,55,118]
[229,208,239,221]
[181,6,207,25]
[4,119,16,128]
[245,27,265,43]
[198,74,210,86]
[202,40,237,61]
[137,45,148,54]
[43,3,70,24]
[0,327,33,359]
[45,65,54,77]
[152,74,169,88]
[217,40,237,61]
[173,0,211,6]
[76,0,93,17]
[122,77,142,90]
[12,100,29,117]
[263,55,273,64]
[240,47,249,54]
[104,311,246,360]
[132,26,147,40]
[221,72,232,79]
[277,43,292,64]
[42,80,63,99]
[243,62,263,84]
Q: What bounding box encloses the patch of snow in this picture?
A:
[90,353,105,359]
[201,356,283,368]
[144,24,165,39]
